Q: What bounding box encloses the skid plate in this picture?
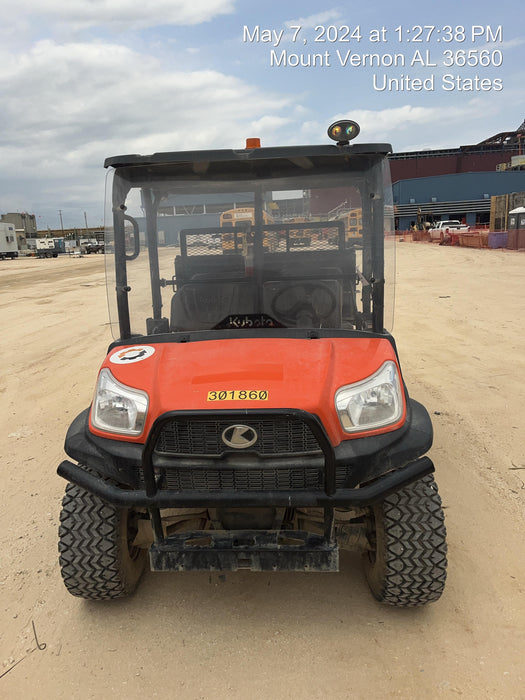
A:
[150,530,339,572]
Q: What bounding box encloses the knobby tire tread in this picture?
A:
[365,474,448,607]
[58,482,145,600]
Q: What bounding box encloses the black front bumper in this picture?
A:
[58,454,433,508]
[57,399,434,510]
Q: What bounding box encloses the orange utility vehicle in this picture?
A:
[58,120,447,606]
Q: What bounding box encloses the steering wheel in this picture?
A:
[270,283,337,326]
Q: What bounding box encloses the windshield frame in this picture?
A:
[104,143,393,342]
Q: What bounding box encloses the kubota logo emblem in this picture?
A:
[221,425,258,449]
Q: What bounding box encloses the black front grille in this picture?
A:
[140,414,355,493]
[135,462,352,492]
[155,416,321,457]
[162,466,323,491]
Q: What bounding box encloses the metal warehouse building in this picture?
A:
[393,171,525,231]
[390,120,525,231]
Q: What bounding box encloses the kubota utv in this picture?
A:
[57,120,447,606]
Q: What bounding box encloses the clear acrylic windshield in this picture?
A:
[105,156,395,339]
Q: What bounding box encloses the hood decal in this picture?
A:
[109,345,156,364]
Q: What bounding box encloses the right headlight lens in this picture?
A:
[91,368,149,436]
[335,361,403,433]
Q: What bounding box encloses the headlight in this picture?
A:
[335,361,403,433]
[91,368,148,436]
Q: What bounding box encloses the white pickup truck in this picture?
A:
[428,220,469,242]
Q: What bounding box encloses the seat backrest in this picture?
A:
[171,282,256,331]
[174,254,245,288]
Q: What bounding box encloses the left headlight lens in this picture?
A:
[91,368,149,436]
[335,361,403,433]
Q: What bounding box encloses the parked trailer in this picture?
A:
[26,238,61,257]
[0,222,18,260]
[36,239,59,258]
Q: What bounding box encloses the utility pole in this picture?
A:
[59,210,64,236]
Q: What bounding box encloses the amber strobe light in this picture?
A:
[327,120,360,145]
[245,138,261,149]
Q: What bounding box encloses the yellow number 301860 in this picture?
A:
[207,390,269,401]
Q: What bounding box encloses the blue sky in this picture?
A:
[1,0,523,230]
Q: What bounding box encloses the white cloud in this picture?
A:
[486,38,525,51]
[246,115,293,143]
[0,39,292,226]
[12,0,235,30]
[354,104,501,149]
[285,9,342,30]
[298,104,500,151]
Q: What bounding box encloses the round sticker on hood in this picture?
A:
[110,345,156,364]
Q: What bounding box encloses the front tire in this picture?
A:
[58,482,147,600]
[363,474,447,607]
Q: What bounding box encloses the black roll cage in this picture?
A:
[106,143,392,341]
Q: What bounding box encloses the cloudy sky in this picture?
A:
[1,0,523,230]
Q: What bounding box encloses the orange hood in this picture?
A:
[90,337,405,446]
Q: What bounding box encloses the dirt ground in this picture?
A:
[1,243,524,699]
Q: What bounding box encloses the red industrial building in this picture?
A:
[390,120,525,182]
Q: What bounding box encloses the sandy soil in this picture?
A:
[1,244,524,699]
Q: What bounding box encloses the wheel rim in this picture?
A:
[124,510,142,563]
